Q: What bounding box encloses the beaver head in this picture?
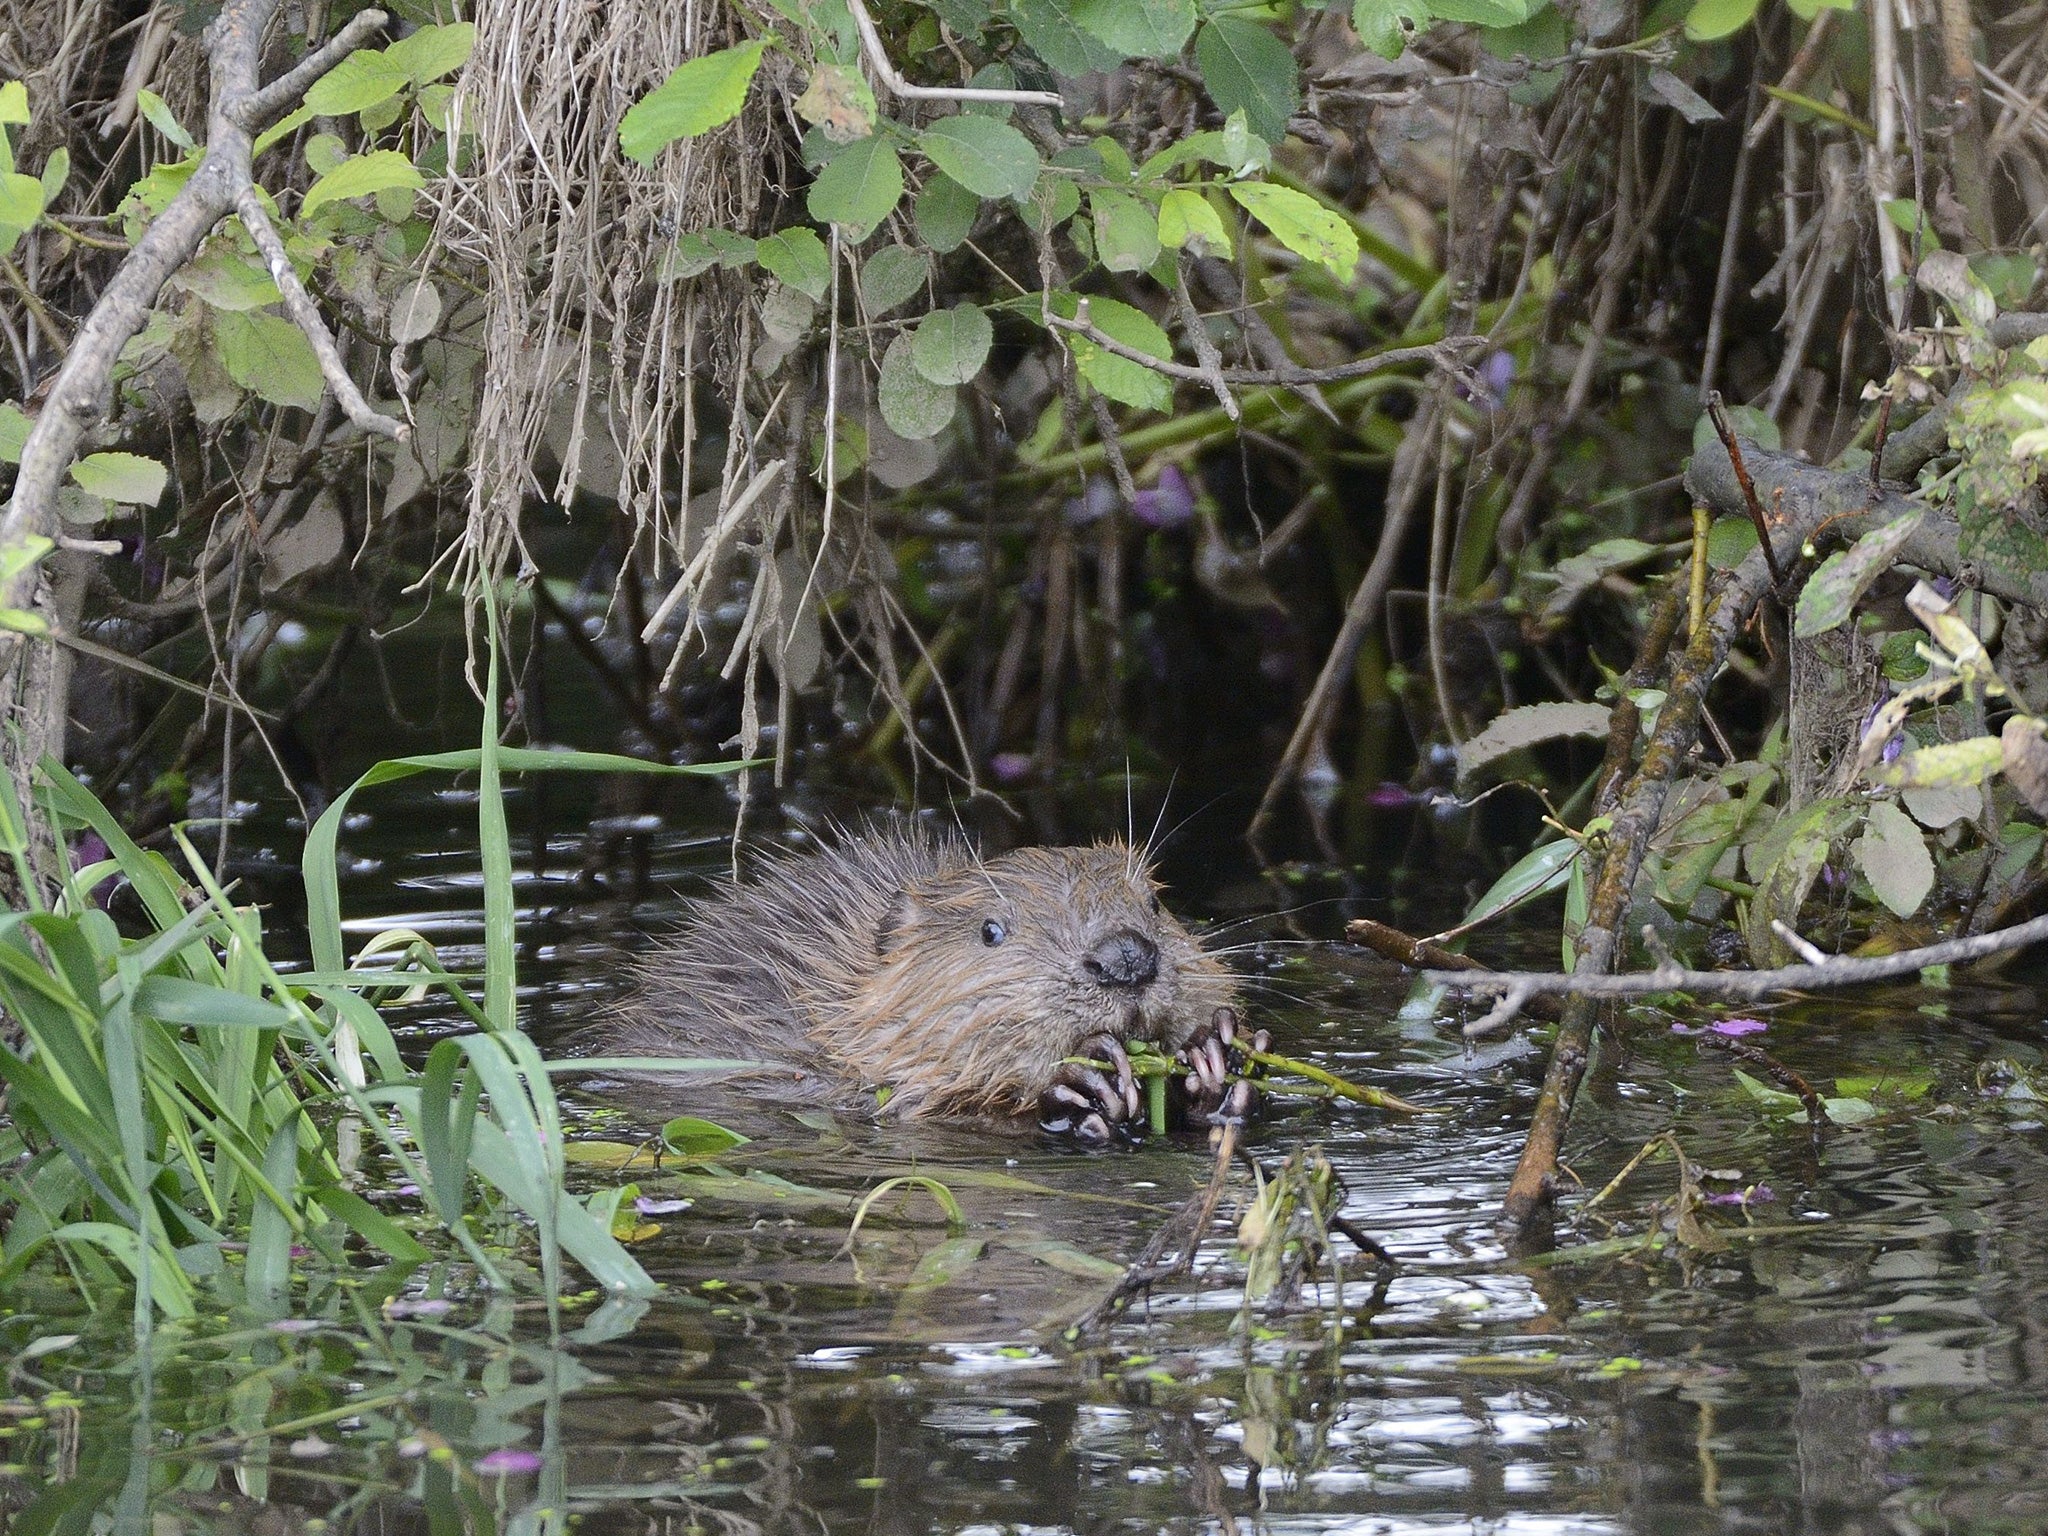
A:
[803,840,1237,1118]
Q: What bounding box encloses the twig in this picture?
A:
[235,186,405,440]
[1237,1046,1429,1114]
[234,9,392,129]
[1744,10,1838,149]
[1170,256,1237,421]
[1699,1035,1827,1132]
[1344,916,1565,1022]
[1070,1121,1239,1334]
[1043,308,1480,390]
[1432,907,2048,1018]
[1249,397,1441,847]
[1869,381,1895,496]
[842,0,1062,107]
[1704,393,1784,588]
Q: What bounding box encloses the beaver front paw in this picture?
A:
[1038,1032,1141,1144]
[1177,1006,1269,1127]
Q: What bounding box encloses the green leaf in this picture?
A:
[617,39,769,164]
[1228,181,1358,282]
[1869,736,2005,792]
[860,244,930,313]
[1742,797,1861,965]
[68,452,167,506]
[39,146,69,205]
[1429,0,1530,21]
[170,245,282,311]
[1854,801,1934,918]
[1351,0,1429,57]
[386,22,477,87]
[1089,187,1160,273]
[0,400,28,463]
[807,133,904,237]
[660,1116,750,1156]
[1157,188,1232,259]
[1072,0,1196,58]
[878,333,957,439]
[1009,0,1125,73]
[1792,511,1924,638]
[658,227,759,280]
[914,172,980,252]
[304,49,410,117]
[1052,292,1173,412]
[1195,17,1299,147]
[0,81,26,125]
[1691,402,1780,453]
[135,90,195,151]
[1461,837,1581,928]
[0,171,44,233]
[910,303,994,385]
[301,149,425,217]
[1684,0,1760,41]
[1705,515,1758,570]
[755,224,832,300]
[214,310,325,411]
[919,115,1040,200]
[0,531,52,584]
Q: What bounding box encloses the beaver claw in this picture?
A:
[1177,1006,1269,1127]
[1038,1033,1141,1144]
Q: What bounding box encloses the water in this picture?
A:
[11,762,2048,1535]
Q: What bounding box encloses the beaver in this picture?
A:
[598,824,1264,1140]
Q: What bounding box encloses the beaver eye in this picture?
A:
[981,918,1008,947]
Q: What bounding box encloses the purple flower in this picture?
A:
[1673,1016,1768,1037]
[1710,1017,1768,1036]
[474,1448,543,1475]
[1707,1185,1775,1206]
[1063,478,1120,527]
[70,831,116,908]
[1462,350,1515,412]
[1365,782,1422,809]
[1132,466,1195,530]
[989,752,1034,785]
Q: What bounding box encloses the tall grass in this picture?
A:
[0,599,741,1333]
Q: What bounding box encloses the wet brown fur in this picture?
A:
[598,825,1237,1119]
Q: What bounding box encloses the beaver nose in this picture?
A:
[1083,929,1159,989]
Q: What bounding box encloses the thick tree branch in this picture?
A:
[1687,439,2048,612]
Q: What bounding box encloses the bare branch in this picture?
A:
[236,186,406,440]
[1435,909,2048,1034]
[1044,306,1482,389]
[236,9,390,130]
[842,0,1062,107]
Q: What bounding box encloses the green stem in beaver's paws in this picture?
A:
[1236,1046,1432,1115]
[1067,1042,1177,1136]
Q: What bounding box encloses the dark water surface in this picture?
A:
[12,768,2048,1536]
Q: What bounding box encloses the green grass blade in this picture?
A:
[244,1115,300,1316]
[480,583,516,1033]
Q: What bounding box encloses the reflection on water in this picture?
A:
[13,786,2048,1535]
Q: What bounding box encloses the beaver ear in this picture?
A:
[876,889,924,954]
